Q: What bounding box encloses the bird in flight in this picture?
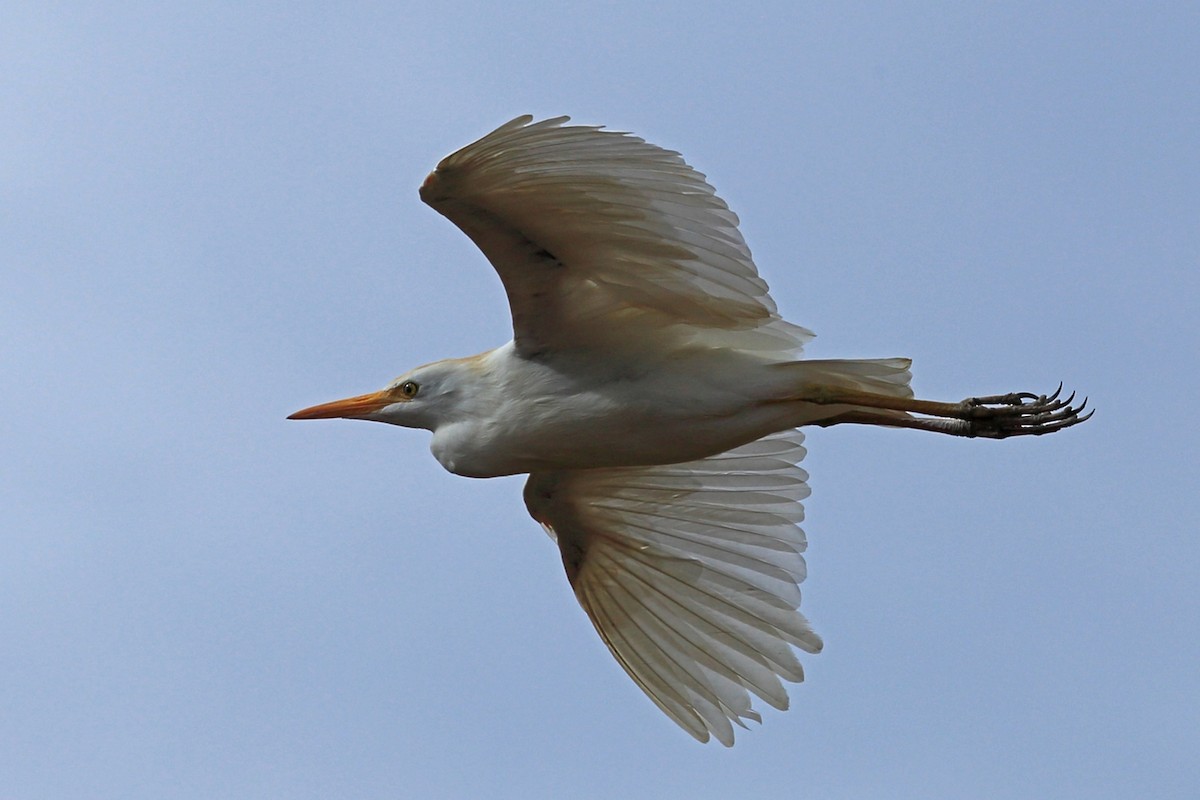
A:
[289,116,1089,745]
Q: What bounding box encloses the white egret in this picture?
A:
[290,116,1089,745]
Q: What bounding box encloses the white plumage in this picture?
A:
[290,116,1089,744]
[419,115,811,357]
[524,430,818,745]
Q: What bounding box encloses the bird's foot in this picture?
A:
[957,384,1092,438]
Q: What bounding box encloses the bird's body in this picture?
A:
[291,116,1089,745]
[427,342,781,477]
[378,342,907,477]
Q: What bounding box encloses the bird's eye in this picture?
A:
[398,380,420,399]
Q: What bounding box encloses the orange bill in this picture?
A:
[288,390,392,420]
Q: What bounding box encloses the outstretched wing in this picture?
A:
[523,430,822,746]
[420,116,812,358]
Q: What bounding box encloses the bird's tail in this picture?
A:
[782,357,914,398]
[763,357,914,427]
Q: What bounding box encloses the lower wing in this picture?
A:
[523,429,822,745]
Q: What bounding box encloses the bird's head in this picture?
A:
[288,359,468,431]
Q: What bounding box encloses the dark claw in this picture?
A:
[959,384,1092,438]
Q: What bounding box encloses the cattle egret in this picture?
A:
[289,116,1089,745]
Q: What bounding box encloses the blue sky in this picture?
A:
[3,3,1197,798]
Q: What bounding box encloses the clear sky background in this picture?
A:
[3,3,1197,798]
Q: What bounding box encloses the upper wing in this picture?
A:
[420,116,813,358]
[523,430,822,746]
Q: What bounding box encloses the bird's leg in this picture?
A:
[804,384,1092,439]
[812,410,966,435]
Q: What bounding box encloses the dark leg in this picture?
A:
[805,384,1091,439]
